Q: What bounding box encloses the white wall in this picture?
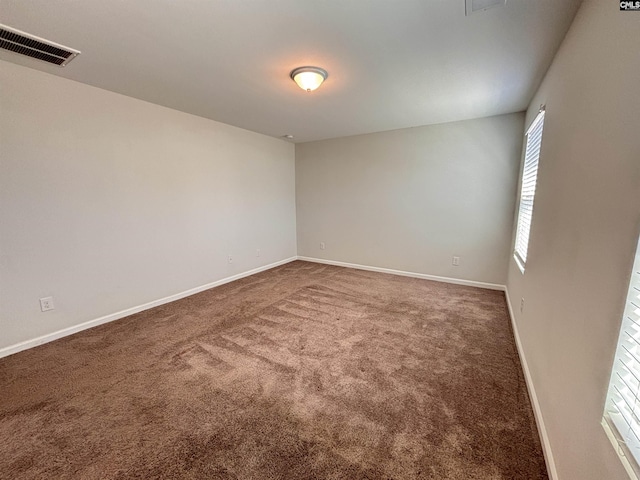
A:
[296,113,524,285]
[506,1,640,478]
[0,60,296,353]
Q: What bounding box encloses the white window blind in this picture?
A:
[604,238,640,477]
[514,109,545,271]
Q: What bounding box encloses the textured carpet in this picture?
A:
[0,261,547,479]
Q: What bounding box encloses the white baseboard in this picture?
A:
[504,288,558,480]
[0,257,298,359]
[297,256,506,291]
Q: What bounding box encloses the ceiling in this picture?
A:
[0,0,582,143]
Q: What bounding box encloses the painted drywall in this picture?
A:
[0,60,296,352]
[296,113,524,285]
[506,1,640,479]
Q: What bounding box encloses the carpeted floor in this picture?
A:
[0,261,547,479]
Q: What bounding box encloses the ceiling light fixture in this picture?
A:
[290,66,328,92]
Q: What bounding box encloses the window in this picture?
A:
[514,108,545,272]
[604,236,640,479]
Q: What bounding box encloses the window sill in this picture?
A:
[514,254,526,274]
[602,417,640,480]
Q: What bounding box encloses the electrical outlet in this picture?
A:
[256,249,261,257]
[40,296,55,312]
[452,256,460,266]
[520,298,525,313]
[320,242,325,250]
[228,255,233,263]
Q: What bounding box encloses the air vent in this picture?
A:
[465,0,506,16]
[0,24,80,66]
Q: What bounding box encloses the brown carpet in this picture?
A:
[0,261,547,479]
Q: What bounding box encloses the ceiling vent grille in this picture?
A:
[0,24,80,66]
[465,0,506,16]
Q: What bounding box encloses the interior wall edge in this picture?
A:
[297,256,505,291]
[505,287,558,480]
[0,256,298,360]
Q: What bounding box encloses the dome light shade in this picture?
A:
[290,66,328,92]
